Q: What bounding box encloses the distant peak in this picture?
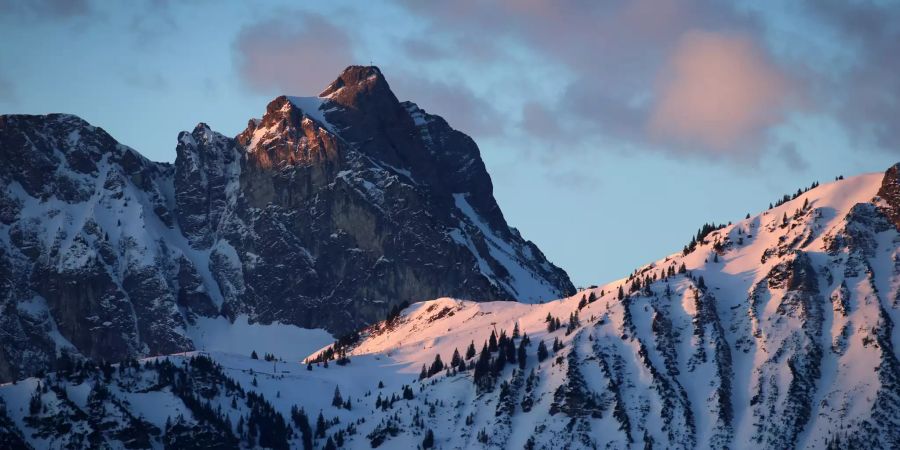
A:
[0,113,91,129]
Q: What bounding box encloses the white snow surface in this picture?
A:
[187,315,333,363]
[286,96,338,134]
[453,193,563,302]
[3,170,900,449]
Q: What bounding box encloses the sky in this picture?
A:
[1,0,899,287]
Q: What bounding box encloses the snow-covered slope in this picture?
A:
[3,165,898,449]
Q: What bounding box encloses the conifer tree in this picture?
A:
[465,341,477,359]
[491,344,507,375]
[428,354,444,377]
[505,338,517,364]
[291,406,313,450]
[630,277,641,293]
[332,386,343,407]
[524,436,536,450]
[488,331,498,352]
[517,339,527,370]
[537,341,548,362]
[473,343,493,389]
[315,412,326,438]
[28,390,41,415]
[512,322,520,339]
[422,429,435,449]
[451,348,463,368]
[498,331,508,351]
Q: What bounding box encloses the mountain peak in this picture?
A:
[320,65,387,98]
[318,65,400,113]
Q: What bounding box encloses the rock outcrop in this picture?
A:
[0,66,574,382]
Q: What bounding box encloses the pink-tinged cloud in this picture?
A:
[648,30,791,156]
[233,13,354,95]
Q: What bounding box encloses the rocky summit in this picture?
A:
[0,66,575,382]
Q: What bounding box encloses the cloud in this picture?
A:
[647,31,792,157]
[390,75,505,138]
[520,102,561,140]
[390,0,792,163]
[127,0,179,48]
[778,142,809,172]
[803,1,900,153]
[233,12,355,95]
[223,0,899,169]
[0,0,91,20]
[230,9,503,138]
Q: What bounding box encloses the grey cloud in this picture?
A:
[520,102,562,140]
[232,12,355,95]
[392,0,796,163]
[0,0,91,20]
[390,74,505,138]
[778,143,809,172]
[803,1,900,153]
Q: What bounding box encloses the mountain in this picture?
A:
[0,66,575,383]
[2,161,899,449]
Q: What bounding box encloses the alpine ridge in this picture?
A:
[2,160,899,448]
[0,66,575,383]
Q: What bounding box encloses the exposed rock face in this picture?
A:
[173,123,239,249]
[877,162,900,230]
[0,114,192,383]
[0,66,574,382]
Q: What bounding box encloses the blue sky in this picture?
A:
[1,0,898,287]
